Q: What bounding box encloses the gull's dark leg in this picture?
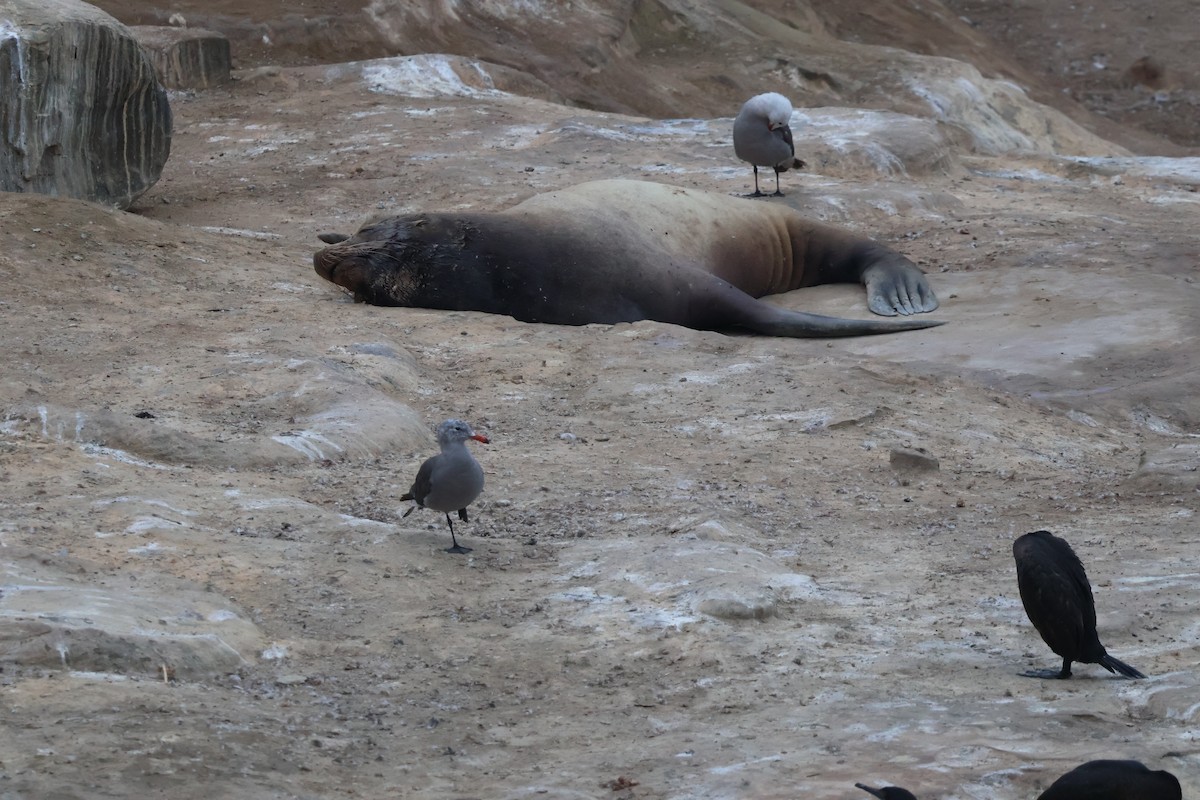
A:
[443,512,472,554]
[750,166,765,197]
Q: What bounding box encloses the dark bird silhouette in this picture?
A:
[855,782,919,800]
[733,92,806,197]
[1037,759,1181,800]
[1013,530,1145,679]
[401,419,489,554]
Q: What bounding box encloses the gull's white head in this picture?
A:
[740,92,794,129]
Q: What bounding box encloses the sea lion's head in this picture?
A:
[313,216,435,306]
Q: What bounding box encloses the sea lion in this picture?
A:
[1012,531,1146,679]
[313,179,942,339]
[1036,759,1181,800]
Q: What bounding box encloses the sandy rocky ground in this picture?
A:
[2,1,1199,799]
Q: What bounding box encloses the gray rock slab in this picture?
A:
[0,551,264,679]
[553,518,820,629]
[1125,444,1200,493]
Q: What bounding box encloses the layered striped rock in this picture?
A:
[132,25,231,90]
[0,0,171,209]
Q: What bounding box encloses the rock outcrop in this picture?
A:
[131,25,231,90]
[318,53,565,104]
[0,0,172,209]
[360,0,1124,156]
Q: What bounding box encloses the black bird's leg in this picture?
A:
[1020,658,1073,679]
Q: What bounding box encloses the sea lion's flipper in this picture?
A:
[701,275,944,338]
[801,233,940,317]
[861,262,940,317]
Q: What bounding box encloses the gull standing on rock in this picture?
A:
[401,419,489,554]
[733,92,806,197]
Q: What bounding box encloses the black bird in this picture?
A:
[855,782,918,800]
[1012,530,1145,679]
[1037,759,1181,800]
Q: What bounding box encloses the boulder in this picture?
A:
[131,25,231,90]
[890,446,941,472]
[0,0,171,209]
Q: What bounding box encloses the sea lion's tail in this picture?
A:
[1099,652,1146,679]
[747,309,946,338]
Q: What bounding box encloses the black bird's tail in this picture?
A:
[1099,652,1146,679]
